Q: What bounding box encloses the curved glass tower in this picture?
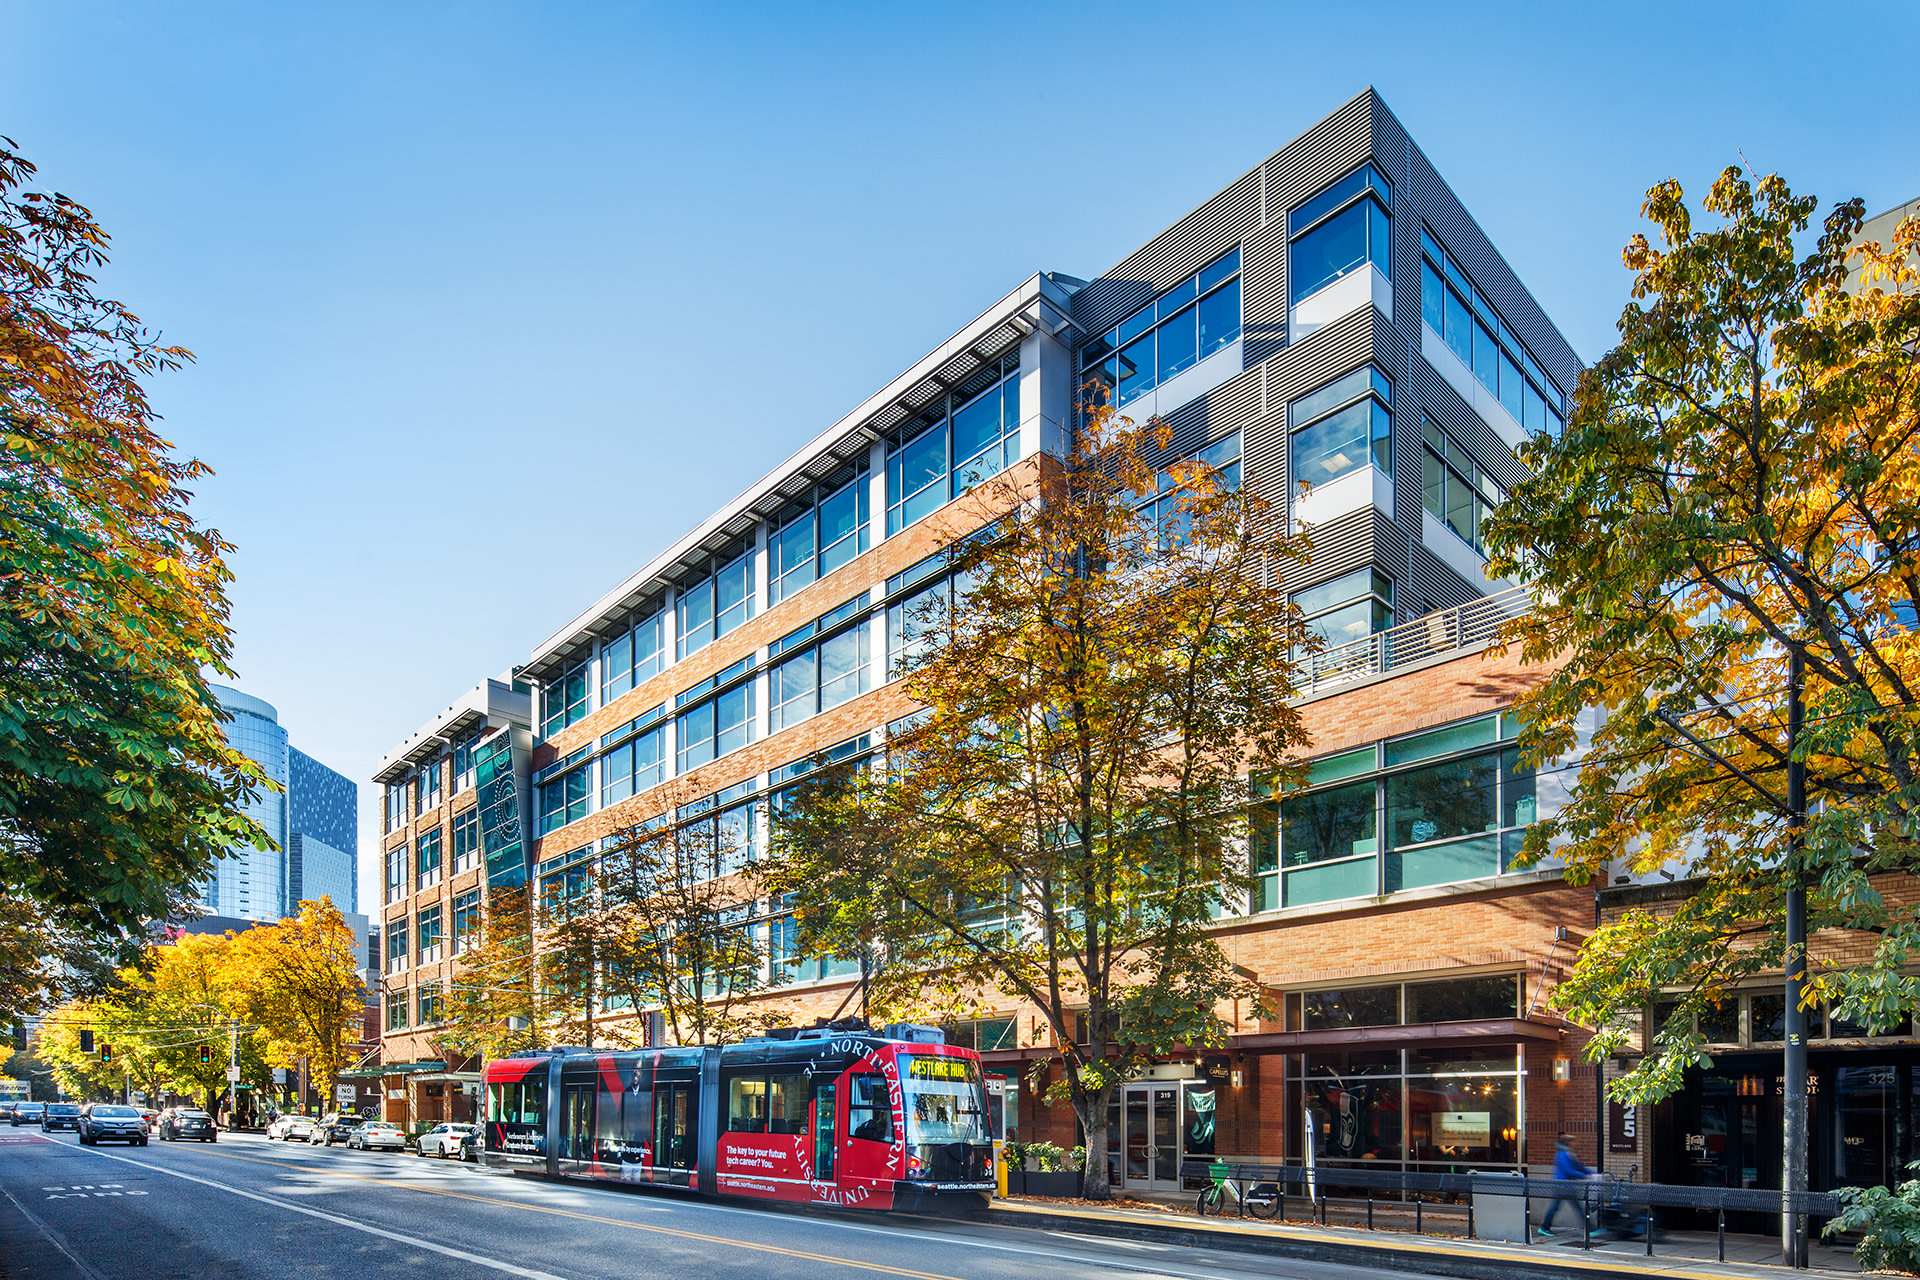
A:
[205,685,290,920]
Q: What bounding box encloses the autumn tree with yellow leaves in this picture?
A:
[1484,169,1920,1100]
[229,898,367,1109]
[765,408,1313,1198]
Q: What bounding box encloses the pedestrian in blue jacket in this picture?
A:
[1539,1134,1594,1236]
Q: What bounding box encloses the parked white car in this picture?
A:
[414,1122,476,1159]
[348,1120,407,1151]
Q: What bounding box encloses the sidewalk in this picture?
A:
[981,1192,1860,1279]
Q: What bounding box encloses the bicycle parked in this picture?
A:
[1197,1161,1282,1219]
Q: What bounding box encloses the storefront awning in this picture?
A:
[408,1072,482,1086]
[339,1061,456,1079]
[1227,1017,1565,1052]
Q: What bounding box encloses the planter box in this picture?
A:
[1003,1169,1024,1196]
[1023,1170,1081,1198]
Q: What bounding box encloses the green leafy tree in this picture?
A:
[1483,168,1920,1099]
[0,139,272,975]
[764,408,1312,1197]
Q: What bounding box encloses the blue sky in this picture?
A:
[2,1,1914,912]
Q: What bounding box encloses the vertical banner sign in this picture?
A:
[1303,1107,1318,1200]
[1608,1100,1639,1153]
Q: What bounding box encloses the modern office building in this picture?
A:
[373,90,1623,1180]
[201,685,359,921]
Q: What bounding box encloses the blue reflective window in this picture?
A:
[1157,305,1197,382]
[1419,224,1566,435]
[1080,248,1241,414]
[542,661,590,738]
[1290,199,1385,306]
[1292,399,1391,486]
[771,466,869,604]
[1197,278,1239,358]
[885,355,1020,534]
[1290,163,1391,235]
[677,546,755,660]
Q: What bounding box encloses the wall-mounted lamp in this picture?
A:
[1230,1070,1244,1088]
[1552,1058,1572,1082]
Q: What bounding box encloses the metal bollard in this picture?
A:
[1366,1186,1373,1230]
[1468,1201,1475,1239]
[1277,1190,1285,1222]
[1717,1209,1725,1262]
[1415,1198,1422,1235]
[1646,1196,1655,1256]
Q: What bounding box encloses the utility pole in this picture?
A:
[1783,650,1808,1268]
[229,1023,239,1126]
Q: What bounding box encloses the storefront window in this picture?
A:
[1302,1064,1402,1163]
[1835,1066,1896,1189]
[1302,987,1399,1029]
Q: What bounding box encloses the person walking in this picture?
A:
[1539,1134,1595,1237]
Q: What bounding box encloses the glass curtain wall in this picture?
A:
[1249,714,1537,912]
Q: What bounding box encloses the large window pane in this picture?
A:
[1197,277,1240,355]
[818,477,866,572]
[1157,306,1196,381]
[1443,284,1471,367]
[775,516,815,599]
[1292,399,1386,486]
[952,383,1004,471]
[770,649,816,732]
[1408,1073,1517,1166]
[1281,780,1377,865]
[1388,754,1498,847]
[1305,599,1381,648]
[1421,259,1444,334]
[1368,199,1390,276]
[716,553,752,637]
[1498,351,1523,422]
[1405,976,1518,1023]
[678,581,713,658]
[818,626,868,710]
[1303,988,1398,1029]
[1290,200,1369,305]
[1472,319,1498,392]
[1116,333,1154,404]
[896,423,946,503]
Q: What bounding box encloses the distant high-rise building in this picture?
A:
[200,685,359,921]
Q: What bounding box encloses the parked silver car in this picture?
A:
[348,1121,407,1152]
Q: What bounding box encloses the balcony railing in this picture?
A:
[1294,586,1530,697]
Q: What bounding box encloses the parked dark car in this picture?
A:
[41,1104,81,1132]
[159,1107,216,1141]
[313,1112,367,1146]
[10,1102,44,1126]
[79,1104,149,1146]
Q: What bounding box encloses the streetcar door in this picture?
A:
[810,1079,838,1185]
[655,1083,695,1185]
[560,1081,596,1172]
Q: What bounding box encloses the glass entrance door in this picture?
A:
[1121,1083,1182,1190]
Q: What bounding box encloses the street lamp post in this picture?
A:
[1783,651,1808,1268]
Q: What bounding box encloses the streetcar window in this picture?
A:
[727,1076,766,1133]
[489,1080,543,1126]
[847,1074,893,1144]
[725,1071,809,1135]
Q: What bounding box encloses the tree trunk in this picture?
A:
[1078,1084,1112,1199]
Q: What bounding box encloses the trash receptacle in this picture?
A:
[1470,1170,1527,1242]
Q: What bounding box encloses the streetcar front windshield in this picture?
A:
[901,1055,991,1145]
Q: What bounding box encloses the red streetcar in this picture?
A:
[480,1020,995,1209]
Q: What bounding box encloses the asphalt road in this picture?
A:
[0,1128,1442,1280]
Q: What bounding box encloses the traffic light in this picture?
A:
[99,1043,112,1065]
[199,1044,211,1065]
[79,1029,93,1054]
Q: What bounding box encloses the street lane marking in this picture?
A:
[82,1144,967,1280]
[66,1147,570,1280]
[0,1180,113,1280]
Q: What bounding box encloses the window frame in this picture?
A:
[415,827,443,891]
[1418,224,1566,435]
[1288,163,1391,308]
[886,354,1023,535]
[1289,365,1393,491]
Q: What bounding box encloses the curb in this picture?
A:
[954,1204,1828,1280]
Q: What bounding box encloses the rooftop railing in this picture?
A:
[1294,585,1531,698]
